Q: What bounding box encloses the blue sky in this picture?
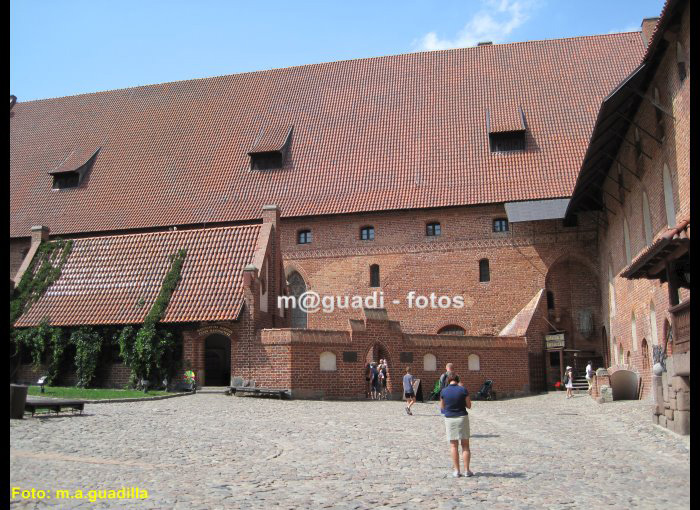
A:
[11,0,665,102]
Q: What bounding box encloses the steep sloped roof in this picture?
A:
[14,225,261,326]
[10,33,644,238]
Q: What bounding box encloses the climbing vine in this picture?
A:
[119,249,186,385]
[11,246,185,389]
[10,240,73,326]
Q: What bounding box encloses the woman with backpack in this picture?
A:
[564,366,574,399]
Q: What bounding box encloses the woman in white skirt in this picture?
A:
[565,366,574,399]
[440,373,473,477]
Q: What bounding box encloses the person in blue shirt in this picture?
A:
[440,373,473,477]
[402,366,416,415]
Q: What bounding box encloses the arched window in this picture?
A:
[653,87,665,139]
[479,259,490,282]
[623,218,632,265]
[287,271,307,329]
[625,351,631,366]
[319,351,337,371]
[369,264,380,287]
[641,339,650,370]
[642,192,653,246]
[677,41,687,82]
[426,222,441,236]
[438,325,465,335]
[360,226,375,241]
[297,229,312,244]
[608,265,616,317]
[468,354,480,371]
[618,342,624,366]
[423,353,437,372]
[663,164,676,227]
[631,312,638,351]
[613,337,618,364]
[649,302,658,346]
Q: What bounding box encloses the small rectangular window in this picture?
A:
[492,219,509,232]
[52,172,81,189]
[426,222,441,236]
[360,227,375,241]
[251,152,284,170]
[297,230,312,244]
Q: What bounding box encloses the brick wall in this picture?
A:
[596,2,690,401]
[281,204,601,339]
[258,309,529,399]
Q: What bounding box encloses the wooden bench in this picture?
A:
[25,399,85,416]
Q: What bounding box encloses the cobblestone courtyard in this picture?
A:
[10,392,690,509]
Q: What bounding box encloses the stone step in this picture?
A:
[197,386,230,394]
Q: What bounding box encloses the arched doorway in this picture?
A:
[204,334,231,386]
[365,342,392,395]
[288,271,307,328]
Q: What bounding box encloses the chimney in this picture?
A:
[641,17,659,48]
[31,225,50,246]
[14,226,50,284]
[262,204,280,227]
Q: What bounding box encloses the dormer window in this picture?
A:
[50,147,100,190]
[248,125,292,170]
[487,106,526,153]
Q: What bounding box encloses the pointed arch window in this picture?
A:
[662,164,676,227]
[631,312,638,351]
[642,192,653,246]
[479,259,490,282]
[623,218,632,265]
[369,264,380,288]
[677,42,687,82]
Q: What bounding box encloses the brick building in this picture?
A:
[567,0,690,433]
[10,6,687,402]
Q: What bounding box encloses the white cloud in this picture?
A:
[607,25,639,34]
[415,0,539,51]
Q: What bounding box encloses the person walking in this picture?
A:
[564,366,574,399]
[585,361,595,395]
[440,373,472,477]
[403,367,416,415]
[364,363,371,399]
[377,366,386,400]
[380,359,389,399]
[369,362,380,400]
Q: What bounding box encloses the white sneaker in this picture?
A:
[452,470,461,478]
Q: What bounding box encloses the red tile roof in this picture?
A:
[14,225,261,327]
[488,105,525,133]
[620,218,689,280]
[10,33,644,238]
[249,124,293,154]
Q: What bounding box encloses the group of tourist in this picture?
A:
[367,359,473,477]
[365,359,388,400]
[562,361,596,399]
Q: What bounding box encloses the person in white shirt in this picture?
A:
[585,361,595,395]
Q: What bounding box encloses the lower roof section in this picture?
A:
[14,224,261,327]
[504,199,570,223]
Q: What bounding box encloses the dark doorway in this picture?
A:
[204,334,231,386]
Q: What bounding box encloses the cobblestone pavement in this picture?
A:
[10,392,690,509]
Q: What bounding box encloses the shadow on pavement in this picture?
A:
[475,472,526,478]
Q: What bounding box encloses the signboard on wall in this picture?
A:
[545,332,565,349]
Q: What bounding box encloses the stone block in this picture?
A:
[652,414,659,425]
[595,368,608,377]
[674,410,690,435]
[661,372,668,401]
[666,418,674,431]
[599,385,613,403]
[654,404,664,415]
[672,375,690,393]
[659,415,667,428]
[665,409,674,420]
[666,357,674,378]
[676,390,690,411]
[671,352,690,377]
[670,397,677,410]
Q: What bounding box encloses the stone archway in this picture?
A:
[365,342,393,394]
[204,334,231,386]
